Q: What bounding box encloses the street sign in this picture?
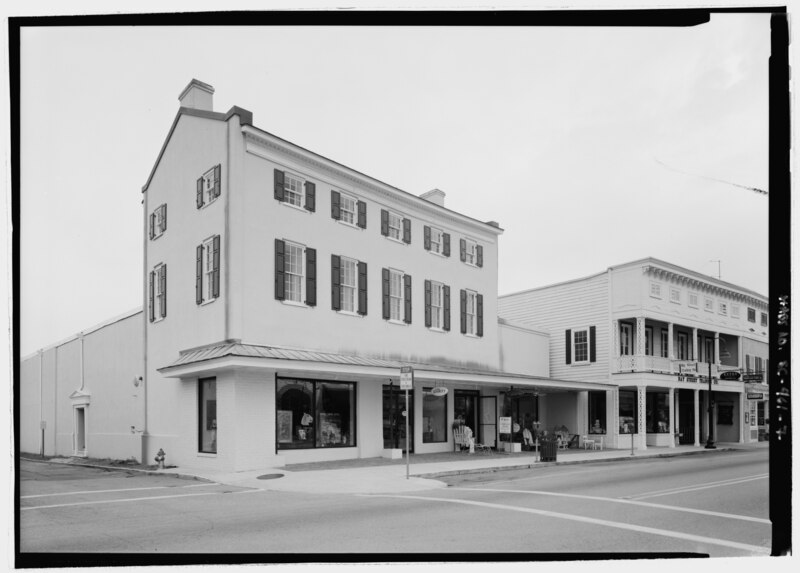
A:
[720,371,741,381]
[747,393,764,400]
[429,387,448,396]
[400,366,414,390]
[743,373,763,382]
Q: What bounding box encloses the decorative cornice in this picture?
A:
[642,265,767,309]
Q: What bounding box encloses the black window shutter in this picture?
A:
[212,235,221,299]
[331,254,341,311]
[357,200,367,229]
[196,245,203,305]
[213,164,221,199]
[382,268,390,319]
[424,280,432,327]
[476,293,483,337]
[460,238,466,262]
[424,226,431,251]
[160,265,167,318]
[196,177,204,209]
[162,204,167,232]
[589,326,596,362]
[381,209,389,236]
[477,245,484,268]
[274,169,285,202]
[305,247,316,306]
[331,190,341,220]
[149,271,155,322]
[403,274,412,323]
[402,218,411,244]
[358,261,367,315]
[304,181,316,212]
[460,289,467,334]
[274,239,286,300]
[443,233,451,257]
[565,330,572,364]
[149,212,155,239]
[443,285,451,331]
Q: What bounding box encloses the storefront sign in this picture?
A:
[429,387,448,397]
[400,366,414,390]
[747,393,764,400]
[743,373,763,382]
[498,416,512,434]
[720,371,741,381]
[679,363,697,374]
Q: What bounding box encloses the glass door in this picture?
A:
[454,390,479,435]
[383,385,413,452]
[479,395,497,448]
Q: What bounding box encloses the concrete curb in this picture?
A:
[19,456,209,482]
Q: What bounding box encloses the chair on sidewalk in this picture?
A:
[453,427,468,452]
[582,435,596,450]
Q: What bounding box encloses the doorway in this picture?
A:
[454,390,479,435]
[383,385,414,452]
[74,406,87,456]
[479,395,497,448]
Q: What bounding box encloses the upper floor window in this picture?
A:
[425,280,450,331]
[760,312,768,327]
[677,332,689,360]
[273,169,315,212]
[731,304,741,318]
[424,226,451,257]
[460,238,483,268]
[381,210,411,243]
[669,288,681,304]
[660,328,669,358]
[197,164,221,209]
[149,263,167,322]
[332,255,367,315]
[149,204,167,239]
[619,323,633,356]
[383,268,411,323]
[566,326,596,364]
[747,307,756,322]
[196,235,220,305]
[719,302,728,316]
[331,191,366,229]
[688,292,699,308]
[275,239,316,306]
[704,298,714,312]
[649,282,662,299]
[461,289,484,337]
[645,326,653,356]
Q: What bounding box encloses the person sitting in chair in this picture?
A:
[463,425,475,454]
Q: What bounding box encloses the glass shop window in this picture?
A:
[618,390,637,434]
[422,388,447,443]
[199,378,217,454]
[646,392,669,433]
[276,378,356,450]
[588,391,606,434]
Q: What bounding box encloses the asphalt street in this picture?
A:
[18,447,770,561]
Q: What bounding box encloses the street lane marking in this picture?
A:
[364,494,770,555]
[21,490,223,510]
[21,483,219,499]
[626,474,768,500]
[468,467,608,487]
[456,488,771,524]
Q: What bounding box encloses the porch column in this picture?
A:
[612,319,619,358]
[669,388,676,448]
[607,389,616,447]
[636,317,646,356]
[739,392,745,443]
[692,328,698,362]
[714,334,720,367]
[668,322,675,360]
[637,385,647,450]
[693,389,700,446]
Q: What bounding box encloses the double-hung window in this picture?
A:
[425,280,450,331]
[381,210,411,243]
[677,332,689,360]
[275,239,316,306]
[149,204,167,239]
[732,304,741,318]
[460,289,483,337]
[689,292,699,308]
[650,282,662,298]
[760,312,768,327]
[670,288,681,304]
[196,235,220,305]
[149,263,167,322]
[660,328,669,358]
[719,302,728,315]
[460,238,483,267]
[620,323,633,355]
[196,165,221,208]
[332,255,367,315]
[340,194,356,225]
[645,326,653,356]
[388,212,402,240]
[331,191,366,228]
[747,307,756,322]
[383,269,411,323]
[273,169,315,212]
[705,298,714,312]
[566,326,596,364]
[574,329,589,362]
[424,226,450,256]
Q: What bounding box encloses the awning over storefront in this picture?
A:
[157,340,614,392]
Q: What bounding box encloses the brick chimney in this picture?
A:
[420,188,446,207]
[179,79,214,111]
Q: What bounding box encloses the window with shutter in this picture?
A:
[151,264,166,321]
[198,165,221,207]
[357,261,367,315]
[274,239,286,301]
[426,281,446,330]
[336,256,357,313]
[425,226,446,255]
[305,247,316,306]
[403,274,412,323]
[385,269,408,323]
[462,238,480,267]
[151,204,167,239]
[281,241,306,303]
[331,191,341,221]
[443,285,451,331]
[304,181,316,212]
[274,169,308,210]
[442,233,450,257]
[462,290,479,336]
[402,218,411,244]
[197,236,221,305]
[357,200,367,229]
[334,192,361,227]
[331,254,342,311]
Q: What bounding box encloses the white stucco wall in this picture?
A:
[497,321,549,377]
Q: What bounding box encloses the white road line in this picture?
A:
[628,475,769,500]
[457,488,771,524]
[21,490,223,510]
[470,467,608,487]
[21,482,218,499]
[364,494,770,555]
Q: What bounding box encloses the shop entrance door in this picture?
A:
[479,396,497,448]
[454,390,479,435]
[383,385,414,453]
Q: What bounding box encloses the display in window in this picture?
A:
[277,410,293,443]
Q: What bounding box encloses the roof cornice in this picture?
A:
[641,264,768,308]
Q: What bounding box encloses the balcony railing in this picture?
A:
[612,356,739,380]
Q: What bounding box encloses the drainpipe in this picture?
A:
[79,333,85,391]
[39,350,44,456]
[141,190,149,464]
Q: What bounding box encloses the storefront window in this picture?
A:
[383,385,414,451]
[198,377,217,453]
[618,390,637,434]
[588,391,606,434]
[646,392,669,433]
[276,378,356,450]
[422,388,447,443]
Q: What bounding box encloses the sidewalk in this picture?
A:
[158,442,767,495]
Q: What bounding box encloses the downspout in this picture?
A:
[224,115,231,340]
[141,190,149,463]
[39,350,43,456]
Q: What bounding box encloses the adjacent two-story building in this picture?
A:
[498,258,769,451]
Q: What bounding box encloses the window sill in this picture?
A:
[428,327,447,333]
[427,250,447,258]
[279,201,312,214]
[463,332,480,339]
[200,297,218,307]
[151,232,165,241]
[197,452,217,458]
[388,319,408,326]
[571,361,591,366]
[336,219,361,230]
[384,236,407,245]
[337,310,363,318]
[199,198,219,210]
[282,300,311,309]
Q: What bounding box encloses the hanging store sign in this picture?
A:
[679,363,698,374]
[399,366,414,390]
[742,373,764,382]
[429,387,448,397]
[747,393,764,400]
[720,371,741,381]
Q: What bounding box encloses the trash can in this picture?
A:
[540,437,558,462]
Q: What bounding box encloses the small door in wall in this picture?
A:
[74,406,87,456]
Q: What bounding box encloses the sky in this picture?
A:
[14,9,773,357]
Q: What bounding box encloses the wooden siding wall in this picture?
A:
[498,273,609,383]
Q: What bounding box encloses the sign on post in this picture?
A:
[498,417,512,434]
[400,366,414,390]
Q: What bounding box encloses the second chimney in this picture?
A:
[179,79,215,112]
[420,188,446,207]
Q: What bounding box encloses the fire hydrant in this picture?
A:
[155,448,166,469]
